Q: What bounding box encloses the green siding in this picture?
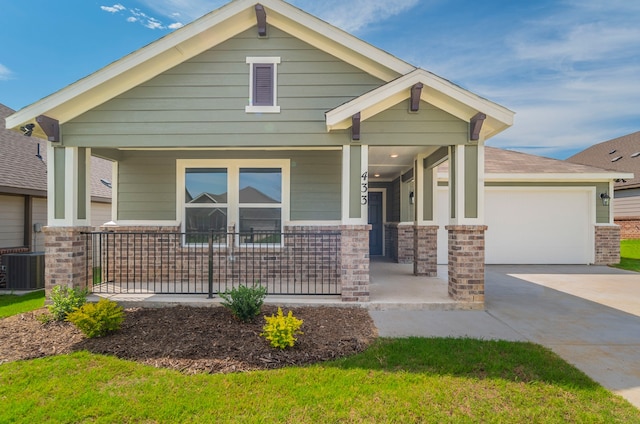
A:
[449,147,456,219]
[116,150,341,221]
[63,27,383,148]
[361,103,468,146]
[423,168,434,221]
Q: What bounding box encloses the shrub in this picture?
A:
[48,286,88,321]
[66,299,125,338]
[261,307,304,349]
[219,284,267,323]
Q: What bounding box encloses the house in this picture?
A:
[377,146,630,265]
[3,0,624,305]
[0,103,112,287]
[567,131,640,238]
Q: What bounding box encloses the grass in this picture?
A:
[0,290,44,318]
[614,239,640,272]
[0,338,638,423]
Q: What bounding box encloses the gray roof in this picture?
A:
[566,131,640,190]
[439,146,621,177]
[1,103,112,200]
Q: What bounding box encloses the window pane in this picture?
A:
[186,168,227,204]
[239,208,281,233]
[185,207,227,233]
[239,168,281,203]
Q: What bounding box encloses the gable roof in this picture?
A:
[566,131,640,189]
[438,146,632,182]
[5,0,512,142]
[0,103,112,200]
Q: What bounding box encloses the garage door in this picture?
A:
[437,187,594,264]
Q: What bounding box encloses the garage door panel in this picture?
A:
[437,188,593,264]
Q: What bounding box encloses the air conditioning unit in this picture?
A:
[1,252,45,290]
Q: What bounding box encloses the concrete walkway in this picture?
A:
[371,264,640,408]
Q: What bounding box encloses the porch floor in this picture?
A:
[88,257,482,311]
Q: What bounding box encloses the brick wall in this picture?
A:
[339,225,370,302]
[414,225,438,277]
[614,217,640,239]
[44,227,93,294]
[90,225,342,296]
[446,225,486,305]
[384,223,414,263]
[594,225,621,265]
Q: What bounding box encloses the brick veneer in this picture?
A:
[413,225,438,276]
[384,222,414,263]
[446,225,486,305]
[614,217,640,239]
[594,225,621,265]
[339,225,371,302]
[44,226,92,295]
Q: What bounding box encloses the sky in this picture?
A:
[1,0,639,159]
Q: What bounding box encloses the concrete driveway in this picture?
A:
[370,265,640,408]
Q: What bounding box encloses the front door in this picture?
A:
[368,191,383,256]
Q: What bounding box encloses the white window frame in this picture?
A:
[245,56,281,113]
[177,159,290,246]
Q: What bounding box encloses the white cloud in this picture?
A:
[168,22,184,29]
[100,4,126,13]
[126,17,137,23]
[0,64,12,81]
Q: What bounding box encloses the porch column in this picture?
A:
[340,145,370,302]
[43,226,92,293]
[447,144,486,305]
[45,145,92,295]
[413,151,442,276]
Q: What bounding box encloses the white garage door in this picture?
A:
[437,187,594,264]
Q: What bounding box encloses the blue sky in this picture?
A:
[1,0,639,159]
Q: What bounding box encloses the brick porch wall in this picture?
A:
[413,225,438,276]
[447,225,486,305]
[383,222,414,263]
[339,225,370,302]
[614,217,640,239]
[43,226,93,295]
[594,225,621,265]
[93,225,342,295]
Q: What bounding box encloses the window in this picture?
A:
[179,160,289,245]
[246,57,280,113]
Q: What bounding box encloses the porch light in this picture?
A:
[600,192,611,207]
[20,123,35,137]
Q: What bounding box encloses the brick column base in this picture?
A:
[44,226,92,296]
[594,225,621,265]
[414,225,438,276]
[447,225,487,305]
[340,225,371,302]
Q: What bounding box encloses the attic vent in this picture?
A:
[609,149,617,154]
[631,152,640,158]
[611,156,622,162]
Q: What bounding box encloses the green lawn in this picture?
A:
[1,338,638,423]
[0,290,45,318]
[614,239,640,272]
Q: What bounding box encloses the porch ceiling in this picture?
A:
[368,146,438,181]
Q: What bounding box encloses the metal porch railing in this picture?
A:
[83,231,341,296]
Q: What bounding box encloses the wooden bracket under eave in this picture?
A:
[410,83,423,112]
[36,115,60,142]
[255,4,267,37]
[352,113,361,141]
[470,112,486,141]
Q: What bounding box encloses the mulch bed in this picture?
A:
[0,305,377,374]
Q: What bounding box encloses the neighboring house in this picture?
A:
[567,131,640,238]
[3,0,625,305]
[0,103,112,259]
